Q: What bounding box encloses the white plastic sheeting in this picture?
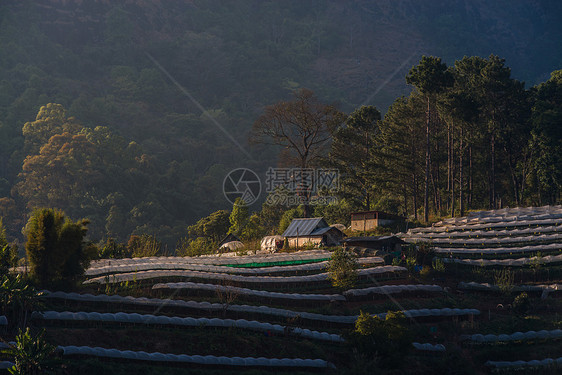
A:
[89,250,333,269]
[432,242,562,255]
[432,206,562,227]
[462,329,562,343]
[41,291,479,325]
[406,232,562,245]
[85,257,384,277]
[457,282,562,293]
[486,357,562,370]
[403,225,562,239]
[261,236,284,252]
[152,282,346,302]
[58,345,333,368]
[442,253,562,267]
[32,311,344,343]
[84,266,406,285]
[343,284,442,297]
[412,342,446,352]
[408,218,562,234]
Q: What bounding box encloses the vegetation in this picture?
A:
[0,328,58,375]
[327,248,358,290]
[25,208,90,289]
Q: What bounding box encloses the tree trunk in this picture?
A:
[449,121,455,217]
[424,96,430,223]
[413,172,418,220]
[490,132,496,209]
[468,145,472,209]
[459,126,464,217]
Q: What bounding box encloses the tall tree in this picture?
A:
[229,197,249,236]
[529,70,562,204]
[326,105,381,211]
[406,56,452,222]
[251,88,345,217]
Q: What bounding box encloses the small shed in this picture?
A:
[219,241,244,252]
[282,217,344,248]
[350,211,404,232]
[218,233,241,248]
[343,235,405,252]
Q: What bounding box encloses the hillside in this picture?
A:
[0,0,561,244]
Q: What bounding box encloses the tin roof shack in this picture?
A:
[218,233,241,247]
[343,235,405,255]
[350,211,405,232]
[218,233,243,252]
[282,218,344,248]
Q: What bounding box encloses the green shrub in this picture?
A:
[512,292,530,314]
[328,248,358,290]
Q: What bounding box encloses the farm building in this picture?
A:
[282,218,344,248]
[218,233,241,247]
[218,233,243,252]
[343,235,405,252]
[350,210,405,232]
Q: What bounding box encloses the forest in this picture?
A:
[0,1,561,252]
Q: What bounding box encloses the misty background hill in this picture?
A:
[0,0,561,245]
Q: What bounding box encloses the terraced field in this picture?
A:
[2,206,562,374]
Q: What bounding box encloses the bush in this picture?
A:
[0,327,58,374]
[327,248,358,290]
[512,292,530,314]
[127,234,162,257]
[350,311,411,367]
[432,257,445,272]
[494,268,515,295]
[176,237,216,257]
[99,238,128,259]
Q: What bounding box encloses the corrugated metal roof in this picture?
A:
[311,227,334,235]
[282,217,329,237]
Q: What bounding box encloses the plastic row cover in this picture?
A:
[432,206,562,227]
[486,357,562,369]
[58,345,333,368]
[89,250,332,268]
[86,257,385,277]
[41,291,479,324]
[406,232,562,245]
[344,284,442,297]
[86,261,331,277]
[412,342,446,352]
[152,282,346,301]
[0,362,14,369]
[457,282,562,292]
[403,225,562,239]
[0,316,7,326]
[433,242,562,255]
[409,218,562,234]
[468,205,562,217]
[42,290,356,324]
[443,254,562,267]
[84,266,406,285]
[464,329,562,343]
[32,311,343,343]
